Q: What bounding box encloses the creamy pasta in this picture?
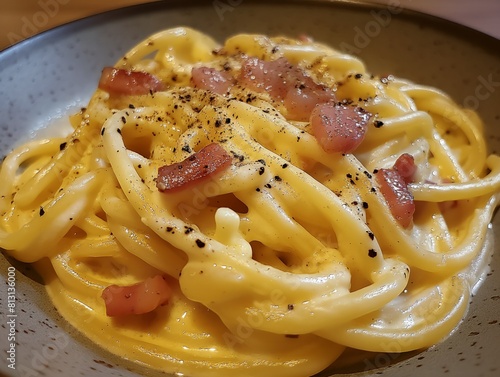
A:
[1,27,499,377]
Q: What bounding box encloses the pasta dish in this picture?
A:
[1,27,499,376]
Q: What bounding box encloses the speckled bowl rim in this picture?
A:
[1,1,499,377]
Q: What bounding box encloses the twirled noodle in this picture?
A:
[1,27,499,377]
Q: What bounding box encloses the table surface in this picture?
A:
[0,0,499,50]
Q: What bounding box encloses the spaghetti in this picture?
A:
[1,27,499,376]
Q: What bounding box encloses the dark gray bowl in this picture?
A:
[1,1,499,376]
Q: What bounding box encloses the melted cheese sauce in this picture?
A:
[1,27,499,377]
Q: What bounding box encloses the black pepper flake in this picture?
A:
[264,183,272,189]
[371,187,377,193]
[346,173,352,178]
[101,128,105,136]
[363,170,372,179]
[225,118,231,124]
[59,142,67,151]
[367,231,375,240]
[256,188,261,192]
[117,129,122,134]
[259,167,265,175]
[374,120,384,128]
[362,202,369,209]
[182,145,192,153]
[215,119,222,127]
[166,226,174,232]
[274,175,282,181]
[39,207,45,216]
[128,104,135,109]
[282,163,288,169]
[257,159,266,165]
[231,151,245,162]
[355,73,362,79]
[340,99,354,106]
[195,239,206,248]
[368,249,377,258]
[287,304,294,310]
[121,116,126,124]
[184,226,194,234]
[373,169,379,174]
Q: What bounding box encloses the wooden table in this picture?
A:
[0,0,499,50]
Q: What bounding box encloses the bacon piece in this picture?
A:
[191,67,233,95]
[240,57,289,98]
[375,167,415,228]
[239,57,335,121]
[284,84,334,121]
[310,103,371,153]
[298,34,314,43]
[393,153,416,183]
[98,67,164,95]
[156,143,232,193]
[101,275,172,317]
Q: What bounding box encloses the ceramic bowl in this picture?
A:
[1,1,499,376]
